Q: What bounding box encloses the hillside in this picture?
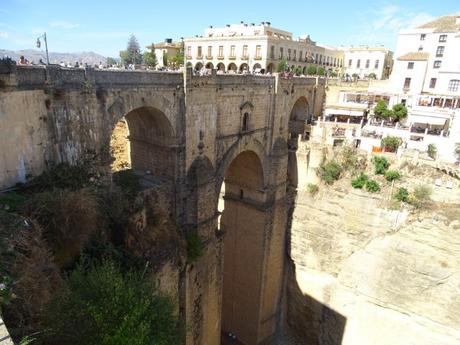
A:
[0,49,108,65]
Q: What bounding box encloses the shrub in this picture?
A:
[186,233,203,263]
[317,67,326,76]
[351,173,368,189]
[365,180,380,193]
[385,170,401,182]
[307,183,319,195]
[372,156,390,174]
[23,188,101,267]
[113,169,140,197]
[373,100,388,118]
[0,192,27,212]
[43,260,183,345]
[408,185,432,208]
[392,103,408,121]
[339,146,366,173]
[306,65,317,75]
[381,136,402,152]
[317,160,342,184]
[427,144,437,159]
[368,73,377,79]
[394,187,409,202]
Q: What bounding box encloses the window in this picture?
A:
[242,45,248,58]
[365,59,370,68]
[218,46,223,57]
[448,79,460,92]
[279,47,284,59]
[207,46,212,58]
[429,78,437,88]
[357,59,361,68]
[293,50,297,61]
[407,62,414,69]
[374,60,379,69]
[187,46,191,57]
[242,112,250,131]
[420,34,426,40]
[348,59,352,67]
[255,45,261,58]
[197,46,202,58]
[288,48,291,60]
[270,45,275,59]
[436,46,444,57]
[403,78,411,89]
[299,51,302,61]
[433,60,441,69]
[230,45,235,58]
[439,35,447,42]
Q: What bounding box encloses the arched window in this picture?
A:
[242,112,249,132]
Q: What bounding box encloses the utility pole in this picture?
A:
[36,32,50,65]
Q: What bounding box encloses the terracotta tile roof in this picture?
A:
[417,15,460,33]
[397,52,429,61]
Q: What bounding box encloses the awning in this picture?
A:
[325,108,365,117]
[409,115,447,126]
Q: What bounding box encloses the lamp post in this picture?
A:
[36,32,50,65]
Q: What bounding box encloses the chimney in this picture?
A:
[266,21,271,26]
[226,24,230,27]
[165,38,172,44]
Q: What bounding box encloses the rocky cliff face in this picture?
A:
[287,164,460,345]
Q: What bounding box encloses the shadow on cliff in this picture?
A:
[283,259,346,345]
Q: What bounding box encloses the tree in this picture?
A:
[120,35,143,66]
[306,65,317,75]
[381,136,402,152]
[427,143,437,159]
[392,103,408,122]
[276,59,289,73]
[317,67,326,76]
[143,43,157,68]
[169,50,184,68]
[368,72,377,79]
[352,73,359,81]
[455,143,460,160]
[373,100,389,118]
[162,52,168,67]
[106,57,117,66]
[329,71,338,78]
[293,66,302,75]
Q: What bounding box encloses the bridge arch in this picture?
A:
[218,148,267,345]
[110,106,176,180]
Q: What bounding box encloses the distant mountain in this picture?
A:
[0,49,108,65]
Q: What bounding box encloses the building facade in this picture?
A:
[184,22,344,74]
[342,46,394,80]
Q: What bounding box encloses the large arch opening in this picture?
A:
[239,63,249,73]
[219,150,266,345]
[217,62,226,72]
[110,106,175,181]
[227,63,237,73]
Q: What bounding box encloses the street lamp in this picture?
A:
[36,32,50,65]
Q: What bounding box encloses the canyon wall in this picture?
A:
[287,157,460,345]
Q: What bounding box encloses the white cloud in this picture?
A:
[49,21,79,29]
[0,31,8,38]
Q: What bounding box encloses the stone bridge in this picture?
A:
[0,62,325,345]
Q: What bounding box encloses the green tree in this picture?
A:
[106,57,117,66]
[318,160,342,184]
[317,67,326,76]
[43,260,183,345]
[392,103,408,122]
[381,136,402,152]
[120,34,143,66]
[143,43,157,68]
[373,100,389,118]
[372,156,390,175]
[329,71,338,78]
[170,51,184,68]
[368,72,377,79]
[277,59,289,72]
[455,143,460,160]
[306,65,317,75]
[162,52,169,67]
[293,66,302,75]
[427,144,437,159]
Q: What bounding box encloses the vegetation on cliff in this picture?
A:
[0,151,185,344]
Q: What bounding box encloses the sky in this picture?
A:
[0,0,459,57]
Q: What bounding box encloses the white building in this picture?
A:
[147,39,183,69]
[342,46,393,80]
[184,22,344,74]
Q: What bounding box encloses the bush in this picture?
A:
[306,65,317,75]
[381,136,402,152]
[408,185,432,208]
[394,187,409,202]
[186,233,203,263]
[113,169,140,197]
[339,146,366,173]
[318,160,342,184]
[373,100,388,118]
[307,183,319,195]
[43,260,183,345]
[23,188,102,267]
[392,103,408,122]
[365,180,380,193]
[385,170,401,182]
[372,156,390,174]
[427,144,437,159]
[0,192,27,212]
[351,173,368,189]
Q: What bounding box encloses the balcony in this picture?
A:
[217,55,224,60]
[206,55,213,59]
[197,55,203,59]
[241,55,249,60]
[229,56,236,60]
[254,56,262,60]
